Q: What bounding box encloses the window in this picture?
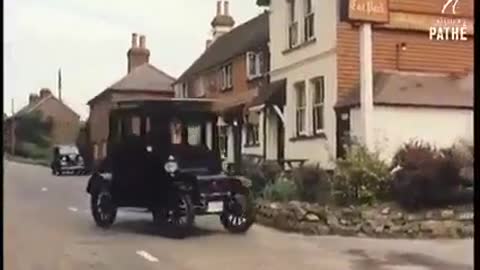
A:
[312,77,325,133]
[181,83,188,98]
[288,0,298,48]
[187,124,202,146]
[220,64,233,90]
[247,52,264,79]
[102,141,107,158]
[245,112,260,146]
[295,82,306,135]
[131,116,141,136]
[93,144,98,160]
[304,0,315,41]
[218,126,228,158]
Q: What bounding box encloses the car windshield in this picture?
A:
[58,146,79,155]
[170,118,202,146]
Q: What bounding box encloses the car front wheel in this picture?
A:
[152,193,194,238]
[220,192,255,234]
[91,187,117,228]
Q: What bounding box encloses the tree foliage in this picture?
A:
[14,112,53,148]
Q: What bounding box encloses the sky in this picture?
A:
[3,0,265,120]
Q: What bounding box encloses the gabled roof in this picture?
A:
[176,12,269,83]
[336,71,474,109]
[13,94,80,119]
[88,63,176,105]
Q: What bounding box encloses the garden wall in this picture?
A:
[255,200,474,239]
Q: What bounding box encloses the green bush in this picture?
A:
[291,165,332,204]
[333,144,391,205]
[15,142,51,161]
[240,156,282,197]
[391,139,473,210]
[262,180,298,202]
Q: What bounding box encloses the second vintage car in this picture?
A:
[51,144,86,176]
[86,99,255,238]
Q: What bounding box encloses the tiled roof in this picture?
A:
[336,71,473,109]
[88,63,175,104]
[176,12,269,83]
[13,94,80,118]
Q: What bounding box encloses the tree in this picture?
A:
[14,111,53,148]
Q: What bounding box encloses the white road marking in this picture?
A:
[68,207,78,212]
[41,187,48,191]
[136,250,159,262]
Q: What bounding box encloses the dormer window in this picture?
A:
[246,51,264,79]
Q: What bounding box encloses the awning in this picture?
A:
[248,79,287,108]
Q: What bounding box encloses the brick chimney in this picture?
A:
[211,1,235,42]
[127,33,150,73]
[29,94,40,104]
[39,88,52,99]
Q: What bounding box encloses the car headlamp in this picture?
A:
[164,155,178,174]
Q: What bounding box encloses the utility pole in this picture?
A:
[11,98,15,155]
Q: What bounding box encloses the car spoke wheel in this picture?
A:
[91,188,117,228]
[153,194,194,238]
[220,192,255,234]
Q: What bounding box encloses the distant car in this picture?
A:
[51,145,86,176]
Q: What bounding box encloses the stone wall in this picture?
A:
[255,200,474,239]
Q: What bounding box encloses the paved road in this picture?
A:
[4,161,474,270]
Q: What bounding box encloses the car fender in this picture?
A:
[86,172,113,194]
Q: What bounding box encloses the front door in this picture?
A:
[336,109,351,159]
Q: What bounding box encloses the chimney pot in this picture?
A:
[131,33,138,48]
[139,35,146,49]
[39,88,52,99]
[224,1,229,16]
[217,1,222,15]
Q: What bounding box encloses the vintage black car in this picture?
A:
[86,99,255,238]
[51,145,86,176]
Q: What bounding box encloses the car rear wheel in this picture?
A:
[220,192,255,234]
[91,187,117,228]
[152,193,194,238]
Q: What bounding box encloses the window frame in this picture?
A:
[304,0,315,41]
[246,51,264,80]
[311,76,325,134]
[220,64,233,91]
[245,112,260,146]
[295,82,307,136]
[287,0,298,48]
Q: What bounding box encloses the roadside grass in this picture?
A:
[4,153,50,167]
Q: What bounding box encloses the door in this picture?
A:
[336,109,351,159]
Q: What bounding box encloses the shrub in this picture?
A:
[15,142,51,160]
[333,144,391,205]
[262,180,298,202]
[291,165,332,204]
[391,139,473,210]
[239,156,282,197]
[391,139,439,170]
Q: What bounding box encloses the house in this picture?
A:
[258,0,473,167]
[173,0,270,172]
[87,33,176,166]
[4,88,81,152]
